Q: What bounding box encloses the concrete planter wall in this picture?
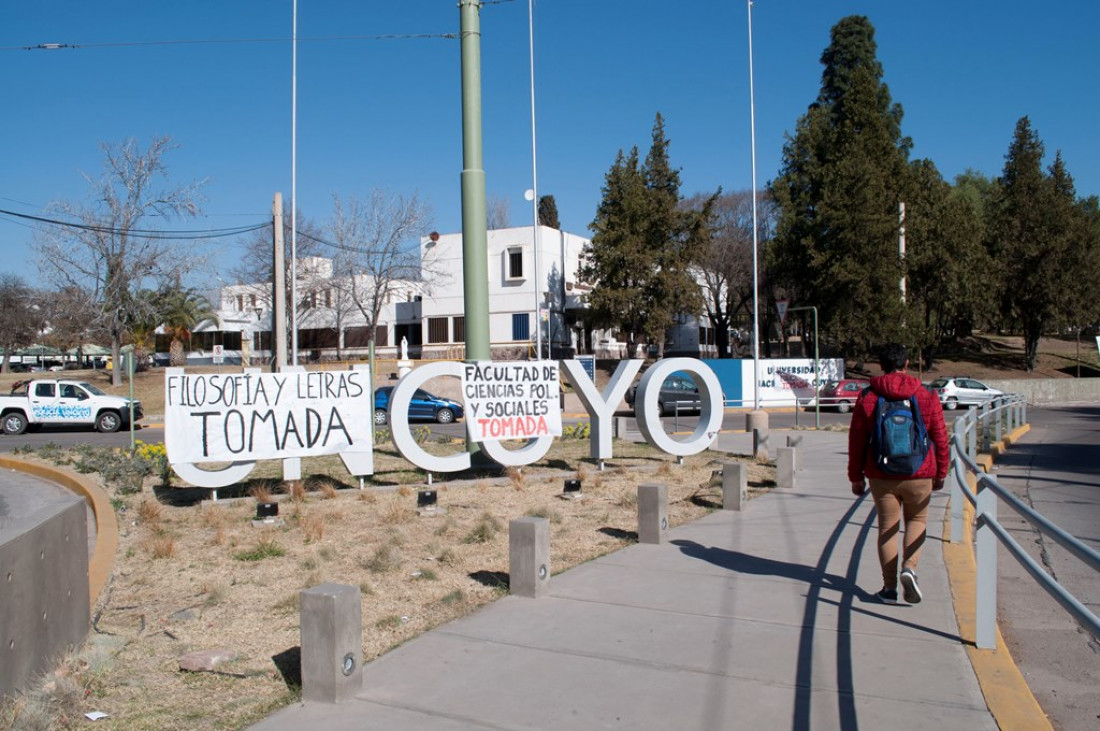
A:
[985,378,1100,404]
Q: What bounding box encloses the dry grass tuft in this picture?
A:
[209,524,227,547]
[525,505,563,524]
[656,460,673,475]
[302,514,325,544]
[250,484,275,503]
[380,499,412,525]
[137,498,163,526]
[147,534,176,559]
[397,485,414,497]
[464,512,503,544]
[287,480,307,502]
[363,543,403,573]
[506,467,526,490]
[317,481,338,500]
[576,463,590,481]
[358,490,377,503]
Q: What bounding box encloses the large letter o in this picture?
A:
[635,358,724,456]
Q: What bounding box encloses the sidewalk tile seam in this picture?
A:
[369,631,989,714]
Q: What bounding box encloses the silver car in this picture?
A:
[927,377,1004,410]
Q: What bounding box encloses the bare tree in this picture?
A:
[0,275,46,373]
[229,207,325,361]
[686,190,774,358]
[487,194,511,230]
[34,136,206,384]
[40,284,101,364]
[327,190,439,348]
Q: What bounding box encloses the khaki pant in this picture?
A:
[869,478,932,590]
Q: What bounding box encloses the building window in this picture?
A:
[512,313,530,341]
[236,295,244,311]
[506,247,524,280]
[452,316,465,343]
[428,317,449,344]
[250,294,257,308]
[324,289,331,308]
[374,324,388,347]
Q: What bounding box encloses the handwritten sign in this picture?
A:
[462,362,562,442]
[165,371,372,463]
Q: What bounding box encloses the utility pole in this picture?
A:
[273,193,288,372]
[899,201,907,304]
[459,0,490,363]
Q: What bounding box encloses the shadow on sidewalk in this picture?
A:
[672,493,959,730]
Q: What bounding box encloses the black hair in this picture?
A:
[877,343,909,373]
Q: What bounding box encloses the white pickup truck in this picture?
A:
[0,379,143,435]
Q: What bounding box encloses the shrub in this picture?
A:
[463,512,503,544]
[234,538,286,561]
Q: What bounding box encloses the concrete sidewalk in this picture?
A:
[253,430,994,730]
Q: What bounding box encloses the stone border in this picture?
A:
[941,423,1051,730]
[0,456,118,608]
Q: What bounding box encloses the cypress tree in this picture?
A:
[583,114,706,355]
[770,16,912,357]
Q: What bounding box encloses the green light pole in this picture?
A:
[789,306,819,429]
[459,0,490,363]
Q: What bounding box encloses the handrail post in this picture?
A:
[979,401,991,453]
[975,479,998,650]
[967,406,977,462]
[949,421,965,544]
[993,397,1003,445]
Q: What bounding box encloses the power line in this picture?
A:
[0,208,270,240]
[4,33,457,52]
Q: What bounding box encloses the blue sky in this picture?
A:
[3,1,1098,285]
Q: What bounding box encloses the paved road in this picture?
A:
[991,404,1100,731]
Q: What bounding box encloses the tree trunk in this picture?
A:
[169,339,186,367]
[1024,322,1042,372]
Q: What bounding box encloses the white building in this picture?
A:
[186,226,600,365]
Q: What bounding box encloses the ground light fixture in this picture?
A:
[563,479,582,493]
[256,502,279,519]
[417,489,438,508]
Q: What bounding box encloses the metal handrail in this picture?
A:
[948,395,1100,648]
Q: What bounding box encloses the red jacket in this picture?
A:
[847,371,949,483]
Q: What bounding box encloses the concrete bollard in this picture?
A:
[785,435,803,472]
[300,583,362,703]
[753,428,769,461]
[615,415,629,440]
[509,517,550,598]
[777,447,796,489]
[638,483,669,544]
[746,409,769,434]
[722,462,747,511]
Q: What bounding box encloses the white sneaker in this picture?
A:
[900,569,922,604]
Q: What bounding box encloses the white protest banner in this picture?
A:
[165,370,372,463]
[462,361,562,442]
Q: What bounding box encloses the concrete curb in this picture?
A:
[0,457,118,609]
[941,443,1052,730]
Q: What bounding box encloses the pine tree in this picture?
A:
[994,117,1078,371]
[537,195,560,229]
[770,16,912,358]
[582,114,707,355]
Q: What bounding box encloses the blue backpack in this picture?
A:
[871,393,930,475]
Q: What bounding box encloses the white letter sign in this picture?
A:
[462,361,562,442]
[165,370,372,464]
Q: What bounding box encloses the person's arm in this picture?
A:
[847,397,869,494]
[924,390,950,485]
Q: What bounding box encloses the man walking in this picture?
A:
[848,343,949,604]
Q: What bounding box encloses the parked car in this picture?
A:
[0,379,142,434]
[373,386,463,425]
[624,373,709,416]
[927,377,1004,410]
[815,379,870,413]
